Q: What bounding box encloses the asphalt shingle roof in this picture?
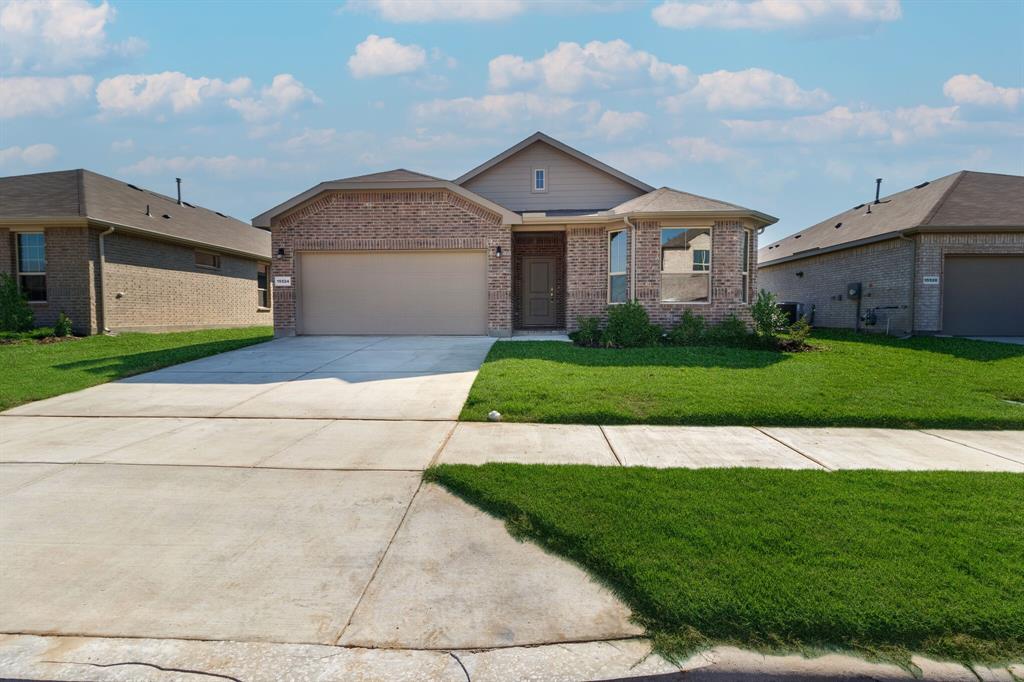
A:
[0,169,270,259]
[759,171,1024,265]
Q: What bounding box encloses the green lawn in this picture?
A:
[427,464,1024,667]
[0,326,273,411]
[461,331,1024,428]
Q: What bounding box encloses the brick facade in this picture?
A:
[1,225,269,334]
[758,231,1024,334]
[565,219,758,331]
[102,230,270,332]
[270,189,512,336]
[512,231,566,329]
[758,238,915,334]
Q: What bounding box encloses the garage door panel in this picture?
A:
[943,256,1024,336]
[299,251,487,335]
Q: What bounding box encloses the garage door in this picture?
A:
[298,251,487,335]
[943,255,1024,336]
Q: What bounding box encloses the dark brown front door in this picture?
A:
[522,257,557,326]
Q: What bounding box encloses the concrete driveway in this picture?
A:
[5,335,496,420]
[0,334,641,665]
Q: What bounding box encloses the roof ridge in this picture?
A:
[920,170,967,227]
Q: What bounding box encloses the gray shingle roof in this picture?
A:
[759,171,1024,266]
[610,187,747,214]
[0,169,270,259]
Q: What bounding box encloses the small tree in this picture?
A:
[54,312,73,337]
[751,289,788,342]
[0,273,34,332]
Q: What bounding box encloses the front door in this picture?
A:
[522,257,557,326]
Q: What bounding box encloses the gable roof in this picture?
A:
[759,171,1024,266]
[454,132,655,193]
[0,169,270,259]
[252,170,522,227]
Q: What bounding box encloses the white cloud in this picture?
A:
[280,127,339,151]
[348,35,426,78]
[227,74,320,122]
[667,136,738,162]
[111,138,134,152]
[0,143,58,167]
[96,71,251,115]
[0,75,93,118]
[662,68,830,111]
[346,0,524,22]
[724,105,961,144]
[591,110,648,140]
[943,74,1022,109]
[0,0,145,72]
[414,92,595,128]
[121,155,269,177]
[652,0,901,30]
[489,39,691,93]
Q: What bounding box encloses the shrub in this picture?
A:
[604,301,659,348]
[667,310,707,346]
[53,312,73,337]
[569,316,603,347]
[788,316,812,345]
[707,314,752,346]
[751,289,788,341]
[0,273,34,332]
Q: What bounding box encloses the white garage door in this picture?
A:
[298,251,488,335]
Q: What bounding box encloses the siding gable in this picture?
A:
[461,141,645,212]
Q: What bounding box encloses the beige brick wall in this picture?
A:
[1,226,94,333]
[566,219,758,330]
[101,230,271,333]
[758,237,914,334]
[914,231,1024,332]
[270,189,512,336]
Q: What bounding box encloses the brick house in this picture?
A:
[254,132,777,336]
[0,169,272,335]
[758,171,1024,336]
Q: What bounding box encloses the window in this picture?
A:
[532,168,547,193]
[741,229,751,303]
[660,227,711,303]
[16,232,46,302]
[608,229,627,303]
[257,263,270,308]
[195,250,221,269]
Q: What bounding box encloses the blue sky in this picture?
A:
[2,0,1022,240]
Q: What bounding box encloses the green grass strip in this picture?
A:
[427,464,1024,666]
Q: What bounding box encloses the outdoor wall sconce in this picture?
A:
[796,271,804,277]
[276,248,285,259]
[495,245,503,258]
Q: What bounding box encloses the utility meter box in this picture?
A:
[847,282,862,300]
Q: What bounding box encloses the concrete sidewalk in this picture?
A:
[3,416,1021,471]
[436,423,1024,471]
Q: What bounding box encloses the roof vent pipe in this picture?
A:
[874,178,883,204]
[176,177,182,205]
[145,204,151,217]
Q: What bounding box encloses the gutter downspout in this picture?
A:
[623,215,637,301]
[97,226,114,334]
[898,231,916,336]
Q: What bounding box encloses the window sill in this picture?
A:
[28,301,49,306]
[195,265,221,271]
[659,301,712,305]
[257,307,271,312]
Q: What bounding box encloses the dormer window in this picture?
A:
[532,168,547,193]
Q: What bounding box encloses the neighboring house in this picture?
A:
[0,169,272,335]
[758,171,1024,337]
[254,132,776,336]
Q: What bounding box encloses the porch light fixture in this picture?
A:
[276,248,285,259]
[495,245,503,258]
